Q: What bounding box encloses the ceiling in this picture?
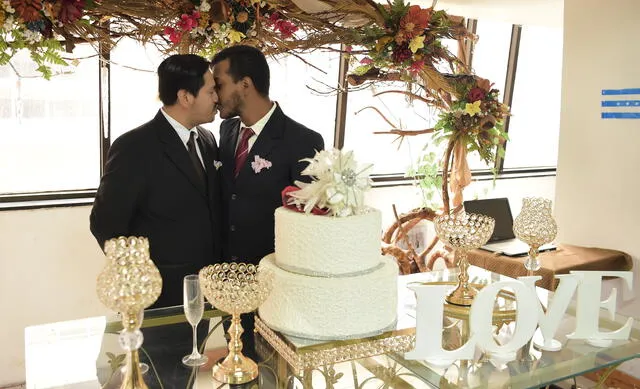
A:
[414,0,564,27]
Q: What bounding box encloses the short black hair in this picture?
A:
[211,45,270,97]
[158,54,210,106]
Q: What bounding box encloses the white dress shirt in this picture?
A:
[236,102,277,152]
[160,108,205,166]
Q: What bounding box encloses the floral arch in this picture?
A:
[1,0,511,272]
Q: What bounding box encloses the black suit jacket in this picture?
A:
[220,105,324,264]
[90,110,222,307]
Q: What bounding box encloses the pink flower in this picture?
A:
[251,155,272,173]
[276,20,298,38]
[163,27,182,44]
[360,57,373,65]
[268,12,282,24]
[177,13,197,31]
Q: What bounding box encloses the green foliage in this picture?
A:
[406,151,443,210]
[0,26,68,79]
[352,64,372,76]
[377,0,410,31]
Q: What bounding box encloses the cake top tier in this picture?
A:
[284,149,373,217]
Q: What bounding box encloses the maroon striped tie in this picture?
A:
[234,127,254,178]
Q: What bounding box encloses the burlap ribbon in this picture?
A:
[449,139,471,208]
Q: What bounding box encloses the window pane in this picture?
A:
[503,25,562,168]
[344,40,459,175]
[343,81,440,175]
[110,40,164,142]
[0,45,99,194]
[268,50,338,146]
[111,45,337,146]
[468,20,512,170]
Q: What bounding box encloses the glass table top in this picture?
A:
[24,266,640,389]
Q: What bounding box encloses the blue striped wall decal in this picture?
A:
[601,112,640,119]
[602,88,640,95]
[601,100,640,107]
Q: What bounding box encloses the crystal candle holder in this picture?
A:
[513,197,558,273]
[96,236,162,389]
[199,263,273,384]
[434,212,495,306]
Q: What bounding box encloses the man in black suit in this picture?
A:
[211,45,324,358]
[90,54,221,387]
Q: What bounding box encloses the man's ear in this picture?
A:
[241,76,253,92]
[177,89,193,107]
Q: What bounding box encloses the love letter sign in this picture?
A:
[405,271,634,366]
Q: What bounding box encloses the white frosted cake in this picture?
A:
[259,207,398,340]
[273,207,382,275]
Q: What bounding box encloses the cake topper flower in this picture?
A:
[285,149,373,217]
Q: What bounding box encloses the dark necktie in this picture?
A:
[234,127,255,178]
[187,131,206,187]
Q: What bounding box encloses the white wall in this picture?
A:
[555,0,640,260]
[0,207,109,385]
[554,0,640,377]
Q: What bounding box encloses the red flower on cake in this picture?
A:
[281,187,329,216]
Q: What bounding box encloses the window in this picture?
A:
[502,25,562,169]
[343,81,439,174]
[110,39,164,143]
[0,45,100,194]
[268,50,339,146]
[0,18,562,202]
[468,20,513,170]
[343,40,459,175]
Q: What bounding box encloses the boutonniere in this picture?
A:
[213,160,222,170]
[251,155,272,174]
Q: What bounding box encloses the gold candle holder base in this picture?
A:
[212,313,258,384]
[445,284,478,306]
[121,349,148,389]
[445,248,476,306]
[212,354,258,384]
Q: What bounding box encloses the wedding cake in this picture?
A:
[258,150,398,340]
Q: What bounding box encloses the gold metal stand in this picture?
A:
[446,249,477,306]
[121,349,148,389]
[212,313,258,384]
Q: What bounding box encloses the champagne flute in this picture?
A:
[182,274,209,367]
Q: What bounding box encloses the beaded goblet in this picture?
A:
[434,212,495,306]
[96,236,162,389]
[199,263,273,384]
[513,197,558,273]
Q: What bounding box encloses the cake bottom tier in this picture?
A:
[258,254,398,340]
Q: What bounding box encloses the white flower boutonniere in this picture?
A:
[213,160,222,170]
[251,155,272,173]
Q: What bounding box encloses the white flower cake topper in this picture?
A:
[287,149,373,217]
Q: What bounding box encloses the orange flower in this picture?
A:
[395,5,431,44]
[11,0,43,22]
[236,11,249,24]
